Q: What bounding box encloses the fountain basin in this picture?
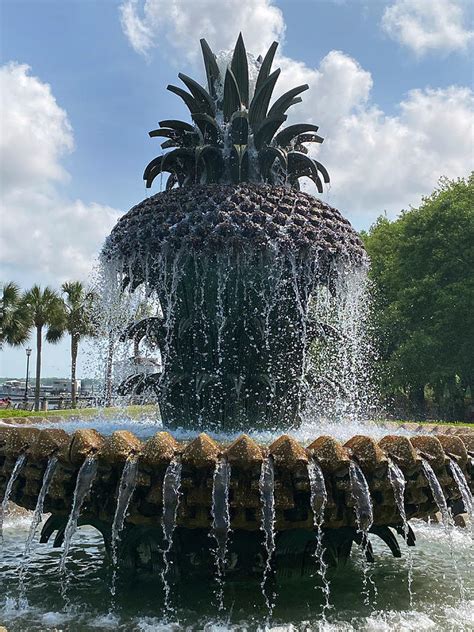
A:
[1,426,471,534]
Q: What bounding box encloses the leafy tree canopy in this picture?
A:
[362,174,474,415]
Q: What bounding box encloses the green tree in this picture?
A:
[20,286,66,411]
[0,282,29,348]
[61,281,97,407]
[362,174,474,419]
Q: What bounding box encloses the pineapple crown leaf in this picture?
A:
[144,33,329,191]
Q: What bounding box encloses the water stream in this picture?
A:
[348,460,375,606]
[210,457,231,611]
[387,459,414,603]
[421,458,465,600]
[18,455,58,604]
[59,455,98,574]
[259,456,276,616]
[449,458,473,525]
[307,459,330,617]
[0,453,26,545]
[161,458,182,614]
[110,457,139,601]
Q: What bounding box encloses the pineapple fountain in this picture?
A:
[0,34,472,629]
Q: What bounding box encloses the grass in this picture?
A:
[385,419,472,427]
[0,404,159,420]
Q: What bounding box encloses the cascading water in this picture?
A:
[307,459,330,617]
[421,459,450,525]
[210,458,231,611]
[448,459,473,524]
[348,460,376,606]
[259,456,276,615]
[308,263,376,424]
[161,458,182,614]
[59,455,98,574]
[110,457,139,600]
[421,458,465,599]
[0,453,26,545]
[387,459,414,603]
[18,455,58,604]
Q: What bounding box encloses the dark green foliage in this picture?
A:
[144,34,329,191]
[362,174,474,419]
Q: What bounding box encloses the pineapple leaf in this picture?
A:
[274,124,320,147]
[192,113,220,144]
[231,33,249,107]
[159,119,195,132]
[197,145,225,183]
[315,160,330,183]
[178,73,216,116]
[295,133,324,145]
[267,84,309,119]
[248,68,281,127]
[253,115,287,150]
[230,146,249,183]
[259,146,287,180]
[254,41,278,94]
[287,151,323,192]
[167,84,201,114]
[223,68,242,121]
[200,38,221,100]
[231,111,249,146]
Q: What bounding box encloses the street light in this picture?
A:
[24,348,32,403]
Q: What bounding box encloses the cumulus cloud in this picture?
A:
[119,0,285,61]
[382,0,473,56]
[315,86,474,222]
[0,63,120,288]
[118,0,474,227]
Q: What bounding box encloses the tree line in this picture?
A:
[0,281,97,410]
[362,174,473,421]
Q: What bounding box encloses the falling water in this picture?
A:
[348,460,376,606]
[387,459,414,604]
[421,459,465,599]
[59,455,98,574]
[307,459,330,617]
[18,455,58,603]
[448,459,473,524]
[210,458,231,611]
[421,459,450,525]
[259,456,276,616]
[161,458,182,614]
[110,457,139,600]
[0,453,26,545]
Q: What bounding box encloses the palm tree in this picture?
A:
[21,286,66,411]
[61,281,97,407]
[0,282,30,348]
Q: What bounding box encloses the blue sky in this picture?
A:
[1,0,473,377]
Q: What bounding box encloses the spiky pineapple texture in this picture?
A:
[105,184,365,266]
[144,34,330,193]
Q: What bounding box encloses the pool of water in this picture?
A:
[0,512,472,631]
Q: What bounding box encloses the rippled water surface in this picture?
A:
[0,512,472,631]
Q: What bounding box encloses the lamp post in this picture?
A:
[24,347,32,403]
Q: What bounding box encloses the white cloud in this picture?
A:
[382,0,473,56]
[118,0,474,227]
[0,63,120,288]
[119,0,285,61]
[315,86,474,222]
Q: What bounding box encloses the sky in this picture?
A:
[0,0,473,378]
